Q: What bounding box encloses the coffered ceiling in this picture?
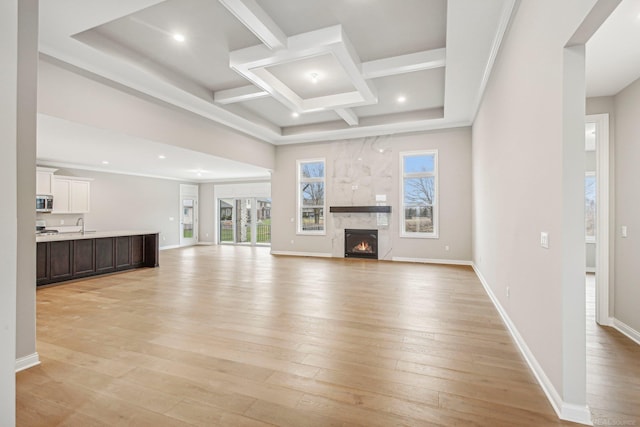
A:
[37,0,637,181]
[39,0,516,147]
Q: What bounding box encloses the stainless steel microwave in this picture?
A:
[36,195,53,213]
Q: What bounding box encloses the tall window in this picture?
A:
[297,159,325,234]
[401,150,438,238]
[585,172,596,242]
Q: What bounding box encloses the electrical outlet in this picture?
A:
[445,245,450,251]
[290,239,294,244]
[621,226,628,238]
[60,219,64,225]
[506,286,510,298]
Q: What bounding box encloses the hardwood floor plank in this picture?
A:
[14,246,639,426]
[585,274,640,424]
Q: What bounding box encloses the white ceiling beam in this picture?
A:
[335,108,359,126]
[230,25,377,115]
[218,0,287,50]
[214,85,269,105]
[361,48,446,80]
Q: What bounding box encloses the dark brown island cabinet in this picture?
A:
[36,233,159,286]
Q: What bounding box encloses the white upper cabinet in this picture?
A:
[36,167,57,195]
[52,176,92,214]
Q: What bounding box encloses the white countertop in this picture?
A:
[36,230,159,243]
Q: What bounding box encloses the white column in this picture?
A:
[16,0,39,370]
[1,2,19,424]
[0,2,39,424]
[561,43,588,421]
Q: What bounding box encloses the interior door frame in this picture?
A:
[586,113,611,326]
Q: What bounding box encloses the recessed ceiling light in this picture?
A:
[397,95,406,103]
[158,154,166,159]
[101,160,109,165]
[309,72,320,84]
[291,112,299,118]
[172,33,186,43]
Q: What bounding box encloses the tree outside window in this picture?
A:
[401,151,438,237]
[298,160,325,233]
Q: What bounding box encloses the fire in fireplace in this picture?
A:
[345,229,378,259]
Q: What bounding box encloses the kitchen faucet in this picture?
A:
[76,217,85,234]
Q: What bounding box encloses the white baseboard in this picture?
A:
[585,267,595,273]
[270,251,333,258]
[392,257,472,266]
[196,242,215,246]
[269,252,474,265]
[472,264,592,426]
[612,318,640,346]
[159,244,181,251]
[15,352,40,372]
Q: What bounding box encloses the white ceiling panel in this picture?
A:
[37,0,536,175]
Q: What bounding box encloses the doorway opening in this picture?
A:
[180,184,198,247]
[219,197,271,246]
[585,114,610,326]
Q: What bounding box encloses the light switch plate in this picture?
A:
[540,232,549,248]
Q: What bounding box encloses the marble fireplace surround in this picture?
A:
[329,135,394,260]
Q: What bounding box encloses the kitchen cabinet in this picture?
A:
[36,167,57,195]
[36,232,159,286]
[49,240,73,282]
[52,176,92,213]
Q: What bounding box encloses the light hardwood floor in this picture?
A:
[586,274,640,427]
[16,245,626,426]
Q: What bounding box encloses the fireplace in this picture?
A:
[344,229,378,259]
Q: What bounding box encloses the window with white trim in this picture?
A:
[585,171,596,242]
[401,150,438,238]
[297,159,325,234]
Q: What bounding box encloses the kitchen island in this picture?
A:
[36,230,159,286]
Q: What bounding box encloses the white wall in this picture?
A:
[472,0,597,421]
[43,168,195,248]
[271,129,472,262]
[0,2,20,424]
[611,76,640,335]
[38,57,276,171]
[198,183,216,244]
[16,0,39,367]
[1,1,38,424]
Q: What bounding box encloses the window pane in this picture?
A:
[301,162,324,178]
[404,154,434,174]
[301,182,324,206]
[585,175,596,238]
[301,207,324,231]
[404,206,434,233]
[403,177,435,205]
[183,199,194,238]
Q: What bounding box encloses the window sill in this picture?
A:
[400,232,439,239]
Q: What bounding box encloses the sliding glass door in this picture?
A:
[219,198,271,246]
